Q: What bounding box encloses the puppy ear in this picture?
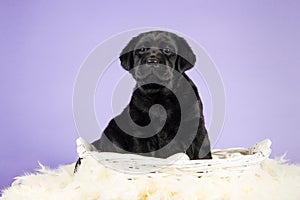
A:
[176,37,196,72]
[119,36,138,71]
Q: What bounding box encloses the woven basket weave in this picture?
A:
[77,138,272,178]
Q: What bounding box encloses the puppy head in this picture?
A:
[120,31,196,90]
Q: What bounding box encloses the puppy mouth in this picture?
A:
[138,73,171,85]
[133,62,174,91]
[134,63,172,80]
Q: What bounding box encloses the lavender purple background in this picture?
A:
[1,0,299,190]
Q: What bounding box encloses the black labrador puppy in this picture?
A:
[75,31,211,171]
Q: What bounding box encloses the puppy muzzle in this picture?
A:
[134,64,173,82]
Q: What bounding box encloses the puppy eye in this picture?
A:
[163,48,172,55]
[137,47,146,55]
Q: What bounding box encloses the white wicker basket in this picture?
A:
[77,138,272,178]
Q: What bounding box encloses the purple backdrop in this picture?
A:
[1,0,299,190]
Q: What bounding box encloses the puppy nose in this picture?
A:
[147,57,159,64]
